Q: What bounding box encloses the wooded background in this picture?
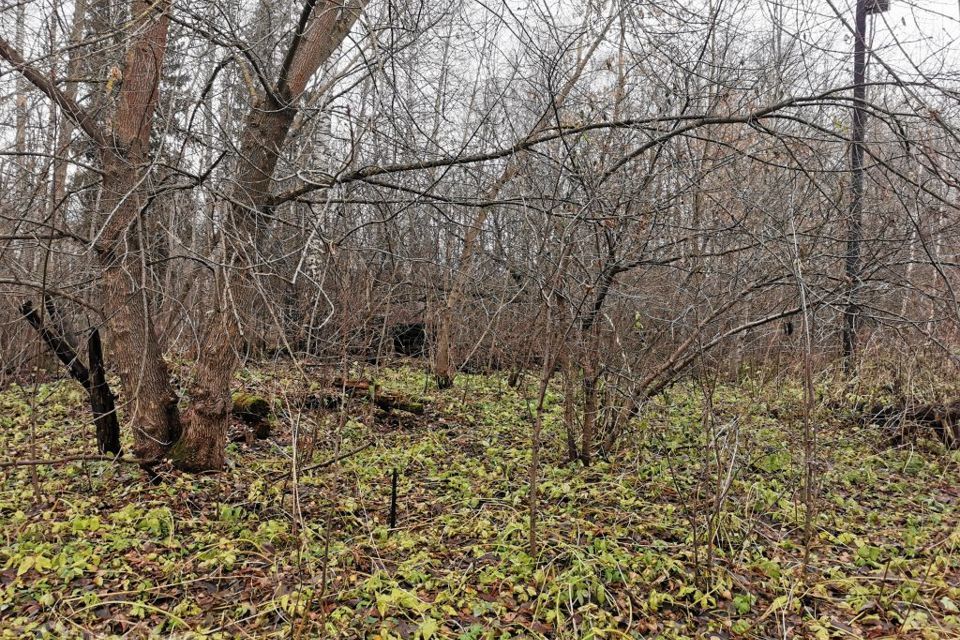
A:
[1,0,959,469]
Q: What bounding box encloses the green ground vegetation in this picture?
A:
[1,365,958,638]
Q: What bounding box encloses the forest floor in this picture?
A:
[1,363,959,639]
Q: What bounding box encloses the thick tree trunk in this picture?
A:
[1,0,180,467]
[2,0,365,472]
[98,185,181,465]
[94,0,180,466]
[171,0,367,471]
[171,314,236,470]
[165,102,298,471]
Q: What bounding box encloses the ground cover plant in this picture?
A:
[1,364,958,639]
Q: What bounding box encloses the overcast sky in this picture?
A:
[848,0,958,74]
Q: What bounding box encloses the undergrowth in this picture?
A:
[0,365,958,638]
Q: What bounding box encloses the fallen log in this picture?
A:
[858,400,960,449]
[332,378,376,395]
[231,392,271,439]
[303,379,425,416]
[374,393,424,415]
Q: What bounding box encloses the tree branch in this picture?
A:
[0,454,138,469]
[0,37,108,147]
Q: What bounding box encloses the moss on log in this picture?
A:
[302,379,425,417]
[232,392,271,438]
[374,393,424,415]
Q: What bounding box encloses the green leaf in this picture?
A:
[419,617,439,640]
[16,556,34,576]
[733,593,753,614]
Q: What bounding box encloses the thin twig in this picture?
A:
[0,454,138,468]
[269,441,372,481]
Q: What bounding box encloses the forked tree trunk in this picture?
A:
[8,0,183,467]
[171,0,367,470]
[2,0,366,472]
[20,301,121,454]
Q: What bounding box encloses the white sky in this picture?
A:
[848,0,959,73]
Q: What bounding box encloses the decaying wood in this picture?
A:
[231,392,272,439]
[20,300,90,387]
[87,328,122,454]
[20,300,121,454]
[857,400,960,449]
[373,393,425,415]
[303,378,426,416]
[332,378,375,395]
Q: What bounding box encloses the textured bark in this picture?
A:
[95,0,180,466]
[1,0,180,467]
[99,257,180,464]
[1,0,364,472]
[171,315,234,471]
[171,0,367,471]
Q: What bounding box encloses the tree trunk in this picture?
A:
[88,328,122,455]
[563,357,578,462]
[171,313,236,470]
[98,185,181,465]
[581,363,598,465]
[20,301,121,454]
[171,0,367,471]
[94,0,180,466]
[1,0,366,472]
[51,0,87,211]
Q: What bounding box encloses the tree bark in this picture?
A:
[170,313,234,470]
[20,301,121,454]
[172,0,367,471]
[1,0,365,471]
[94,0,180,466]
[580,362,598,465]
[20,301,89,385]
[563,357,579,463]
[88,328,122,455]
